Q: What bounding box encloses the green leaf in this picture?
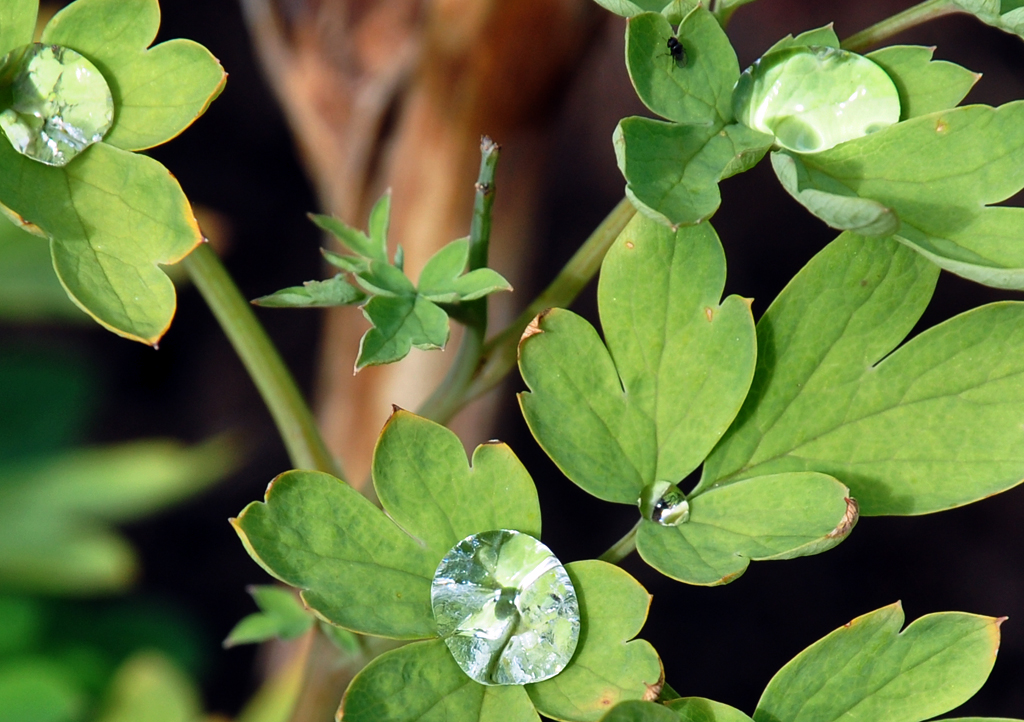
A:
[865,46,979,120]
[600,701,679,722]
[771,152,899,237]
[667,698,755,722]
[310,214,386,263]
[367,190,391,260]
[223,586,314,647]
[0,141,203,344]
[418,238,470,299]
[776,100,1024,289]
[0,437,237,594]
[417,238,512,303]
[0,657,83,722]
[527,561,661,722]
[625,9,738,125]
[321,248,370,274]
[636,473,855,585]
[0,220,83,322]
[357,294,449,370]
[372,409,541,562]
[702,232,1024,515]
[519,215,755,504]
[591,0,673,19]
[94,652,203,722]
[319,620,360,653]
[754,603,1003,722]
[41,0,226,151]
[340,639,539,722]
[765,25,840,54]
[356,260,416,297]
[0,0,35,58]
[231,469,438,639]
[951,0,1024,40]
[251,276,366,308]
[616,117,773,227]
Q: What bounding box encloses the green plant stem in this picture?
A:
[422,197,636,424]
[598,519,641,565]
[418,138,500,423]
[182,242,342,478]
[841,0,961,52]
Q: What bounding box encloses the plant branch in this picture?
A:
[418,138,500,423]
[841,0,961,52]
[183,242,342,478]
[598,519,641,565]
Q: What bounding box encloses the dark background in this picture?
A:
[10,0,1024,717]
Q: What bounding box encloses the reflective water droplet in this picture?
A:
[639,481,690,526]
[431,529,580,686]
[733,45,900,153]
[0,43,115,167]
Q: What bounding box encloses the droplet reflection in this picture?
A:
[639,481,691,526]
[431,529,580,685]
[0,43,115,166]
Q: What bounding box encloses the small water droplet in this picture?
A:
[0,43,114,167]
[638,481,690,526]
[431,529,580,686]
[733,45,900,153]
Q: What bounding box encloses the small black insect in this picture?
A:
[666,36,687,68]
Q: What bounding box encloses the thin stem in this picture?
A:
[417,138,500,423]
[182,242,342,478]
[841,0,961,52]
[458,197,637,414]
[598,519,641,565]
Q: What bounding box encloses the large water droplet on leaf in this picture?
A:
[639,481,690,526]
[0,43,114,167]
[733,46,900,153]
[431,529,580,686]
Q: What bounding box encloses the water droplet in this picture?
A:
[431,529,580,686]
[0,43,114,167]
[638,481,690,526]
[733,45,900,153]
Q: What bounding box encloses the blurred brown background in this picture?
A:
[8,0,1024,717]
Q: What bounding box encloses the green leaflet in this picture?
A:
[667,698,755,722]
[287,196,510,369]
[520,216,853,584]
[0,0,225,343]
[0,657,84,722]
[0,0,36,59]
[223,586,313,647]
[251,276,366,309]
[0,220,82,322]
[519,214,756,505]
[952,0,1024,40]
[525,561,661,722]
[617,9,773,226]
[865,46,979,121]
[701,233,1024,515]
[635,473,854,585]
[754,603,1003,722]
[231,411,540,639]
[41,0,226,151]
[764,25,840,54]
[600,702,680,722]
[340,639,540,722]
[591,0,677,18]
[776,100,1024,289]
[0,136,201,344]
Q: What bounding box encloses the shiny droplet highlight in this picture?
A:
[430,529,580,685]
[0,43,115,167]
[733,45,900,153]
[639,481,691,526]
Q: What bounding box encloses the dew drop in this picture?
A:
[639,481,690,526]
[431,529,580,686]
[733,45,900,153]
[0,43,114,167]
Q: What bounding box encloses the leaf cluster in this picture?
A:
[253,192,511,370]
